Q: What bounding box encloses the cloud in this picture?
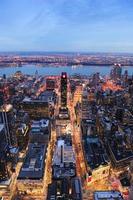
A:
[0,0,133,52]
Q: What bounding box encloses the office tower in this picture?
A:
[0,104,17,146]
[92,73,100,87]
[61,72,67,108]
[124,70,128,85]
[110,64,122,80]
[128,78,133,97]
[0,91,4,107]
[9,85,16,96]
[116,108,124,122]
[0,83,9,103]
[0,124,9,182]
[3,74,6,80]
[116,65,122,79]
[46,78,56,91]
[35,70,38,79]
[22,98,50,119]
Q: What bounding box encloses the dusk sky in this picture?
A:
[0,0,133,52]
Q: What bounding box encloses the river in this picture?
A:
[0,65,133,76]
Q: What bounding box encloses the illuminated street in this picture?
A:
[1,0,133,198]
[68,84,87,181]
[0,70,132,200]
[43,129,56,200]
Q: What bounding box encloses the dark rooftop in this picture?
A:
[94,190,124,200]
[120,176,130,187]
[84,136,109,170]
[18,143,46,180]
[108,131,133,165]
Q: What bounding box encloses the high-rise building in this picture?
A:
[116,108,124,122]
[0,104,17,146]
[110,64,122,80]
[0,83,9,103]
[0,92,4,107]
[0,124,9,182]
[92,73,100,87]
[22,98,50,119]
[46,78,56,91]
[61,72,67,108]
[124,70,128,84]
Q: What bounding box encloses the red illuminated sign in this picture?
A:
[87,176,92,182]
[62,75,66,78]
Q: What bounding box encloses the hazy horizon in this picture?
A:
[0,51,133,56]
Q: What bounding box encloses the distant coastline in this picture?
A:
[0,63,133,68]
[0,52,133,67]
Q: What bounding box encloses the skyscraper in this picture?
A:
[46,78,56,91]
[92,72,100,87]
[0,90,4,107]
[0,104,17,146]
[0,124,9,182]
[110,64,122,80]
[61,72,67,108]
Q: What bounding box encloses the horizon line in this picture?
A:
[0,50,133,55]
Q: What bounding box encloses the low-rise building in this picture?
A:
[47,179,70,200]
[17,143,47,196]
[52,135,76,179]
[29,119,51,144]
[47,177,83,200]
[84,135,110,183]
[46,78,56,91]
[94,190,124,200]
[21,97,50,119]
[107,130,133,169]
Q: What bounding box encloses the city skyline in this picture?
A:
[1,1,133,198]
[0,66,133,199]
[0,0,133,52]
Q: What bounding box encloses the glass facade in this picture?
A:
[61,72,67,108]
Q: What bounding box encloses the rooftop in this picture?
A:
[18,143,46,180]
[0,104,13,112]
[120,176,130,187]
[108,131,133,164]
[22,97,48,104]
[84,136,109,170]
[31,119,49,130]
[53,136,75,166]
[94,191,124,200]
[52,135,76,179]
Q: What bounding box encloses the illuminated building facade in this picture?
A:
[83,135,110,183]
[0,104,17,146]
[16,123,29,151]
[17,143,47,196]
[61,72,67,108]
[21,98,50,119]
[0,124,9,182]
[52,135,76,179]
[94,191,124,200]
[29,119,50,144]
[47,177,82,200]
[0,91,4,107]
[46,78,56,91]
[73,85,82,106]
[110,64,122,80]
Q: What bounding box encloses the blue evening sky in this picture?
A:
[0,0,133,52]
